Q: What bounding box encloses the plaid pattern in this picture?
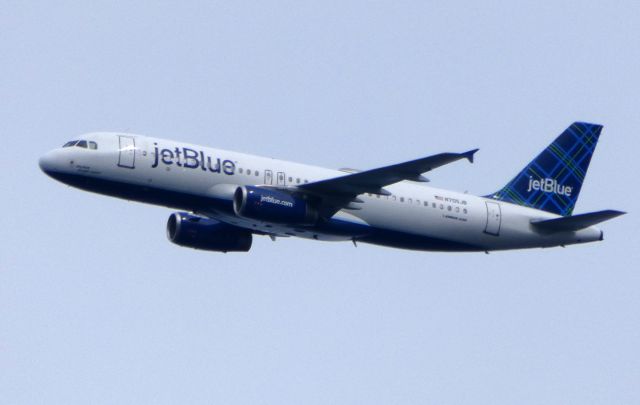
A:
[491,122,602,216]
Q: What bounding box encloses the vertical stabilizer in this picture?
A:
[490,122,602,216]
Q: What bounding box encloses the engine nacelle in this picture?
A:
[166,212,252,252]
[233,186,318,225]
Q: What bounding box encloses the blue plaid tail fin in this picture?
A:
[489,122,602,216]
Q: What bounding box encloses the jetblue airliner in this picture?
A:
[39,122,624,252]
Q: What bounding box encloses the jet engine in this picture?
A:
[233,186,318,225]
[166,212,252,252]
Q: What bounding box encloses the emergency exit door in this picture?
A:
[264,170,273,185]
[484,201,502,236]
[117,135,135,169]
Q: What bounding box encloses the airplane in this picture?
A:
[39,122,625,253]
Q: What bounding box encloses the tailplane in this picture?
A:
[531,210,625,232]
[490,122,602,216]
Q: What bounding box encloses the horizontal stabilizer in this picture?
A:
[531,210,626,232]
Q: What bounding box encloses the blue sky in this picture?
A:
[1,2,638,404]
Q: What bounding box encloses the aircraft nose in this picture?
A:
[39,149,64,175]
[39,151,53,173]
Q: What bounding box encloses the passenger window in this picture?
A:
[447,206,452,211]
[408,198,413,204]
[255,171,259,176]
[440,204,444,209]
[432,203,436,208]
[88,141,98,150]
[455,207,460,213]
[288,177,293,183]
[423,201,428,207]
[296,178,301,184]
[463,208,468,214]
[239,168,243,174]
[77,140,87,148]
[400,197,405,203]
[247,169,251,175]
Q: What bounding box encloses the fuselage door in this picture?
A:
[264,169,273,185]
[117,135,136,169]
[484,201,502,236]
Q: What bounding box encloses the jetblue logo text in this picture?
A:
[527,177,572,197]
[260,195,294,207]
[151,144,235,175]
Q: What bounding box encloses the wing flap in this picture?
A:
[531,210,625,232]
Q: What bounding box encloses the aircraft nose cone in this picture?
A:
[39,152,54,173]
[39,149,64,175]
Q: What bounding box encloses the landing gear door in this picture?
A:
[484,201,502,236]
[118,135,136,169]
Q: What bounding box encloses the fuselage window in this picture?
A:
[400,197,404,203]
[63,140,78,147]
[255,171,259,176]
[455,206,460,213]
[408,198,413,204]
[392,195,397,201]
[77,140,88,148]
[432,203,436,208]
[296,178,301,184]
[88,141,98,150]
[423,201,428,207]
[246,169,251,175]
[440,204,444,209]
[463,208,468,214]
[239,168,243,174]
[288,176,293,183]
[447,205,452,211]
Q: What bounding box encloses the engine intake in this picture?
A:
[167,212,252,252]
[233,186,318,225]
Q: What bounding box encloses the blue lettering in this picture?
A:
[161,149,174,165]
[223,160,235,175]
[150,144,235,176]
[183,148,200,169]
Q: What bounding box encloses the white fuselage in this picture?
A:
[39,132,603,252]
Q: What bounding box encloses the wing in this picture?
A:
[297,149,478,217]
[299,149,478,196]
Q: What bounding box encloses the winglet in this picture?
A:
[464,148,479,163]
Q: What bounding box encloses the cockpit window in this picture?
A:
[62,139,98,149]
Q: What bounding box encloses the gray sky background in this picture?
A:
[1,2,639,404]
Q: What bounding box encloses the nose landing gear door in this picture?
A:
[117,135,136,169]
